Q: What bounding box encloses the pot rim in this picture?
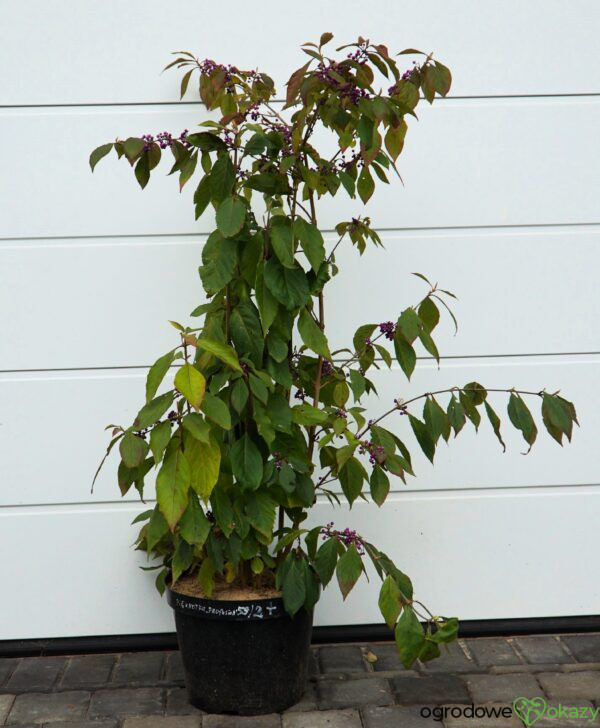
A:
[167,586,286,621]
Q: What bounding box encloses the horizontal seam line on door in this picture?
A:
[2,221,600,244]
[1,92,600,110]
[3,482,599,510]
[1,351,598,376]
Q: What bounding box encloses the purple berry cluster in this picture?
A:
[388,63,420,94]
[133,427,151,440]
[272,451,288,471]
[394,399,409,415]
[321,522,365,555]
[379,321,396,340]
[321,360,333,376]
[337,151,362,172]
[314,60,370,105]
[167,410,180,427]
[294,389,306,401]
[335,408,348,419]
[346,45,369,64]
[141,129,190,151]
[358,439,386,465]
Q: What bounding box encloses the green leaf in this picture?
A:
[134,391,174,430]
[185,433,221,503]
[194,175,212,219]
[418,297,440,333]
[230,434,263,489]
[542,393,573,444]
[294,218,325,273]
[230,303,264,365]
[231,378,249,413]
[418,329,439,362]
[395,607,425,668]
[246,491,276,538]
[89,143,113,171]
[484,401,506,451]
[447,395,466,436]
[379,575,402,628]
[409,415,435,463]
[179,494,211,548]
[430,616,459,645]
[282,558,306,615]
[397,308,420,343]
[384,121,407,161]
[255,260,279,332]
[292,403,329,426]
[123,137,144,163]
[298,308,331,358]
[210,154,235,201]
[156,449,190,530]
[267,392,292,432]
[393,331,416,380]
[199,232,237,294]
[174,363,206,410]
[423,397,450,444]
[196,337,242,372]
[182,412,211,443]
[179,153,197,190]
[210,488,235,537]
[370,466,390,506]
[134,155,150,189]
[270,217,295,268]
[119,432,149,468]
[171,537,194,584]
[198,557,215,596]
[357,166,375,203]
[336,544,363,599]
[216,195,246,238]
[339,457,367,506]
[314,537,338,586]
[146,349,175,403]
[462,381,487,406]
[149,420,172,463]
[507,393,538,452]
[348,369,367,401]
[263,259,310,310]
[146,507,169,551]
[201,392,232,430]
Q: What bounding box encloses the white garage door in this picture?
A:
[1,0,599,640]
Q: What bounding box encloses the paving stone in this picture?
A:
[561,634,600,663]
[317,677,393,710]
[362,704,440,727]
[6,657,66,693]
[489,664,563,674]
[318,646,366,674]
[537,670,600,700]
[419,643,480,674]
[366,644,413,672]
[123,718,201,728]
[283,708,361,727]
[391,675,470,705]
[110,652,165,686]
[7,690,89,724]
[165,687,203,716]
[308,649,319,679]
[0,694,15,722]
[464,673,541,703]
[517,700,600,727]
[164,652,185,683]
[37,722,118,728]
[515,636,574,664]
[283,683,318,712]
[87,688,163,719]
[442,703,521,727]
[60,655,115,688]
[0,659,18,687]
[464,638,523,667]
[203,715,281,727]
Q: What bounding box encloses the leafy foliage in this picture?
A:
[92,34,578,669]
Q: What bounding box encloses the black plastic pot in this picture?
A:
[167,588,313,715]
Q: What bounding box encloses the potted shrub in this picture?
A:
[91,34,578,715]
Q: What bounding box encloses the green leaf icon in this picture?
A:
[513,697,546,727]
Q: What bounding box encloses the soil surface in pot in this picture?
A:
[172,573,282,601]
